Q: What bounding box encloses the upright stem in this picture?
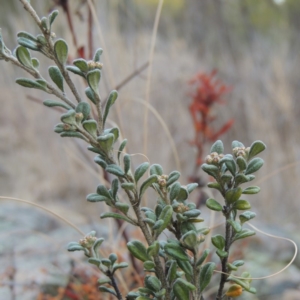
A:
[108,271,123,300]
[216,217,232,300]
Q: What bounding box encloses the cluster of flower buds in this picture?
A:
[79,235,97,248]
[173,203,189,213]
[87,60,103,70]
[205,152,224,165]
[232,147,250,158]
[157,175,168,187]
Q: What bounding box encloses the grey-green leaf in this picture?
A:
[199,262,215,292]
[100,212,136,225]
[118,139,127,163]
[48,66,64,91]
[16,78,47,91]
[139,175,157,198]
[127,240,151,262]
[173,278,195,300]
[134,162,149,183]
[196,249,210,267]
[61,109,76,125]
[150,164,163,176]
[123,154,131,174]
[54,39,68,65]
[103,90,118,127]
[43,100,71,110]
[73,58,88,72]
[67,66,85,78]
[76,102,90,120]
[93,48,103,62]
[206,198,223,211]
[248,140,266,160]
[245,158,264,175]
[166,171,180,187]
[233,229,255,241]
[16,46,33,69]
[239,211,256,224]
[49,10,59,27]
[211,234,225,250]
[97,133,115,153]
[83,120,97,138]
[87,69,101,95]
[106,164,125,177]
[242,186,260,194]
[164,243,189,261]
[210,140,224,154]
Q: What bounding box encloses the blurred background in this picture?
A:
[0,0,300,299]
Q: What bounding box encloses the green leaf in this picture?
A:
[166,260,177,284]
[121,182,135,191]
[164,243,189,261]
[239,211,256,224]
[201,164,219,178]
[232,141,244,149]
[183,209,201,218]
[166,171,180,187]
[207,182,222,192]
[16,46,33,68]
[100,212,136,225]
[210,140,224,154]
[92,238,104,255]
[54,39,68,65]
[150,164,163,176]
[139,175,157,198]
[49,10,59,27]
[17,37,40,51]
[236,156,247,171]
[219,156,236,176]
[17,31,37,43]
[211,234,225,250]
[206,198,223,211]
[60,131,86,140]
[109,253,118,265]
[196,249,210,267]
[97,133,115,153]
[31,58,39,68]
[94,156,107,169]
[147,241,160,257]
[176,187,188,202]
[118,139,127,163]
[76,102,90,121]
[232,260,244,267]
[123,154,131,174]
[93,48,103,62]
[225,187,242,204]
[145,276,161,292]
[98,278,111,285]
[199,262,215,292]
[233,229,255,241]
[180,230,198,250]
[83,120,97,138]
[111,178,119,200]
[41,17,48,30]
[227,219,242,232]
[186,183,198,194]
[169,182,181,201]
[155,205,173,236]
[67,66,85,78]
[48,66,64,91]
[113,262,129,273]
[248,140,266,160]
[143,261,155,270]
[99,286,117,296]
[43,100,71,110]
[87,69,101,96]
[134,162,149,183]
[73,58,88,72]
[216,249,228,258]
[97,184,113,199]
[235,173,249,185]
[16,78,47,91]
[103,90,118,126]
[106,164,125,177]
[115,202,130,214]
[173,278,195,300]
[234,200,251,210]
[86,193,110,202]
[245,158,264,175]
[242,186,260,194]
[127,240,151,262]
[61,109,76,125]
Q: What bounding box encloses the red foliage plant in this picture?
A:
[189,70,234,167]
